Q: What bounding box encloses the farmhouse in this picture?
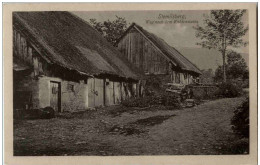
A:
[13,12,143,113]
[117,23,202,85]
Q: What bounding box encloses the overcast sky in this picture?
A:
[72,10,249,54]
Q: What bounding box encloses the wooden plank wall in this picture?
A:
[114,82,121,104]
[14,29,46,77]
[118,28,168,75]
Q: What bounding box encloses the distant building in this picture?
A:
[13,12,143,112]
[117,23,202,85]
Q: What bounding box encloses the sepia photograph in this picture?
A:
[3,2,257,165]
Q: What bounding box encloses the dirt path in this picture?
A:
[14,97,247,155]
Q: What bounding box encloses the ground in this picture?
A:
[14,96,249,156]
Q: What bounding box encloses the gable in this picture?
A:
[117,23,202,75]
[118,25,177,67]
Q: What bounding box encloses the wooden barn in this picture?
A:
[13,12,143,113]
[117,23,202,85]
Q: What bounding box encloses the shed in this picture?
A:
[117,23,202,85]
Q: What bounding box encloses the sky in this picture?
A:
[72,10,249,54]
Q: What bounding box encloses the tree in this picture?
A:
[194,10,248,82]
[89,16,128,46]
[214,51,248,81]
[226,51,248,80]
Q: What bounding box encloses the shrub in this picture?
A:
[216,81,242,98]
[231,97,249,138]
[143,74,164,96]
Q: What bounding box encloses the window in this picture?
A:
[67,84,74,92]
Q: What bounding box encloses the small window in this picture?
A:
[67,84,74,92]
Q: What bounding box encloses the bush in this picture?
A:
[143,74,164,96]
[216,81,242,98]
[122,92,181,108]
[231,97,249,138]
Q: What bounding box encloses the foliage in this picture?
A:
[143,74,163,96]
[215,81,242,98]
[231,97,249,138]
[199,69,214,84]
[89,16,128,46]
[194,10,248,82]
[122,92,181,108]
[214,51,249,81]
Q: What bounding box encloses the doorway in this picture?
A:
[50,81,61,112]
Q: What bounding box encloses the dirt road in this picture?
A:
[14,96,248,155]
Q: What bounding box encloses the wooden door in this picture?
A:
[109,81,115,105]
[88,78,104,107]
[95,78,104,107]
[114,82,121,104]
[50,81,61,112]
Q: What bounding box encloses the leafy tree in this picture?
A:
[89,16,128,46]
[194,10,248,82]
[214,51,248,81]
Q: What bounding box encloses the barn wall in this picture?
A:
[108,81,115,105]
[13,29,34,66]
[37,76,88,112]
[14,74,89,112]
[170,70,194,85]
[104,79,111,106]
[114,81,122,104]
[61,79,88,112]
[14,71,138,111]
[118,28,169,75]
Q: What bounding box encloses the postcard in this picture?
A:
[3,2,257,165]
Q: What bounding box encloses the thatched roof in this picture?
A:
[13,12,143,80]
[117,23,202,75]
